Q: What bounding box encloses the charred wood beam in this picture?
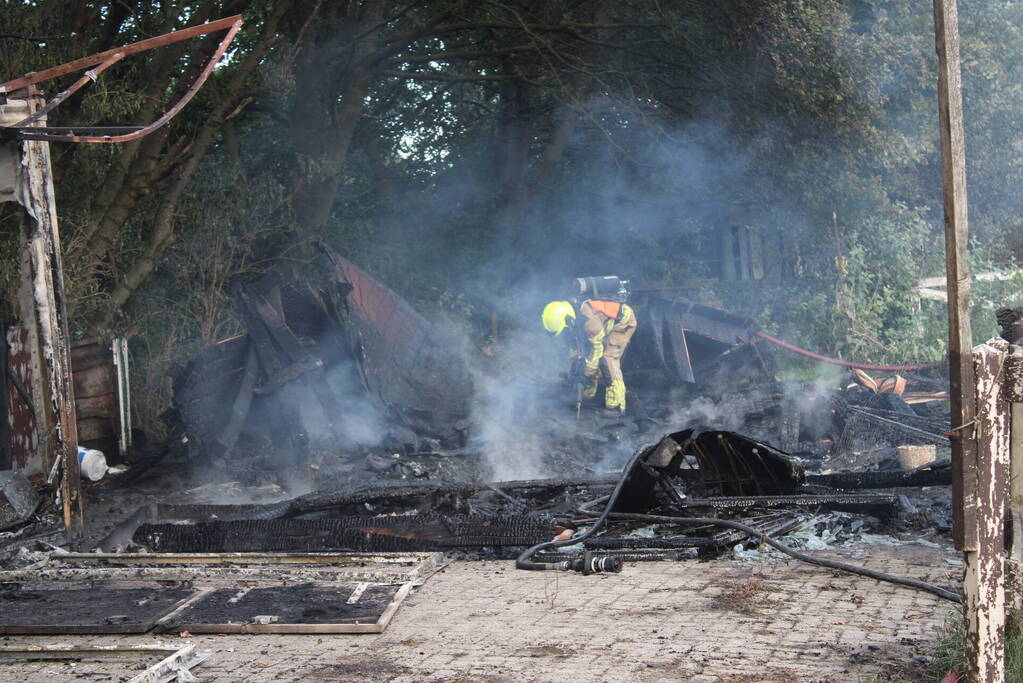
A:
[214,344,259,457]
[997,307,1023,343]
[231,279,342,432]
[156,477,619,522]
[675,492,898,511]
[806,465,952,490]
[232,281,285,379]
[134,515,556,553]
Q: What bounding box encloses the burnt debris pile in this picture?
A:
[81,251,956,569]
[170,244,482,485]
[120,429,951,569]
[164,250,950,482]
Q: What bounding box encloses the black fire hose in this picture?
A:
[515,444,652,574]
[517,444,963,603]
[604,511,962,604]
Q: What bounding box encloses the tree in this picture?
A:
[3,0,1022,433]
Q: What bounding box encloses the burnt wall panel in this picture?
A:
[78,417,115,443]
[6,326,39,471]
[69,341,123,456]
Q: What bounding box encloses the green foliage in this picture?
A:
[929,609,1023,681]
[930,609,967,679]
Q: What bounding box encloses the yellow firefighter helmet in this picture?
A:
[542,300,576,336]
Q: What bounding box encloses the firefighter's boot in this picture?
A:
[605,378,626,413]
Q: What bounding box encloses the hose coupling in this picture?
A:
[569,552,623,575]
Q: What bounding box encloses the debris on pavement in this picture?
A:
[0,251,961,639]
[0,470,40,531]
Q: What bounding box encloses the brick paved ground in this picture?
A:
[0,543,959,682]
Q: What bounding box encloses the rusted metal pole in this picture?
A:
[12,19,242,144]
[0,15,242,93]
[11,52,125,127]
[968,339,1010,681]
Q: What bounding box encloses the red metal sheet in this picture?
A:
[327,251,477,427]
[336,257,431,372]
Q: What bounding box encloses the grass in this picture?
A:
[711,576,777,616]
[928,609,1023,681]
[543,572,559,609]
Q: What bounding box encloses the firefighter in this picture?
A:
[541,298,637,413]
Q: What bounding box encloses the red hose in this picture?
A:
[754,331,939,372]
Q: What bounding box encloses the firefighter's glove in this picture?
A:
[569,357,586,381]
[582,373,599,400]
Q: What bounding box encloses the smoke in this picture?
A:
[467,319,573,481]
[236,95,853,489]
[226,359,392,496]
[666,394,746,433]
[781,369,846,442]
[292,362,390,450]
[469,366,543,481]
[196,1,1023,490]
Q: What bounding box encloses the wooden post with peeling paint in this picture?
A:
[1007,341,1023,610]
[931,1,1001,676]
[6,88,84,540]
[967,338,1010,682]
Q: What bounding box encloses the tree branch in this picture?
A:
[381,69,522,82]
[391,44,538,65]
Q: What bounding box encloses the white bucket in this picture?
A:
[77,447,108,482]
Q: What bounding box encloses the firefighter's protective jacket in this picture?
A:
[577,299,637,412]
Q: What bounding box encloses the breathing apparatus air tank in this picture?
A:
[571,276,630,302]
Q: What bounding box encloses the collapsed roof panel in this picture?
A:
[318,244,477,432]
[627,294,765,385]
[614,428,806,513]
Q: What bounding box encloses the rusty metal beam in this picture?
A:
[1,16,242,93]
[10,52,125,127]
[8,19,242,144]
